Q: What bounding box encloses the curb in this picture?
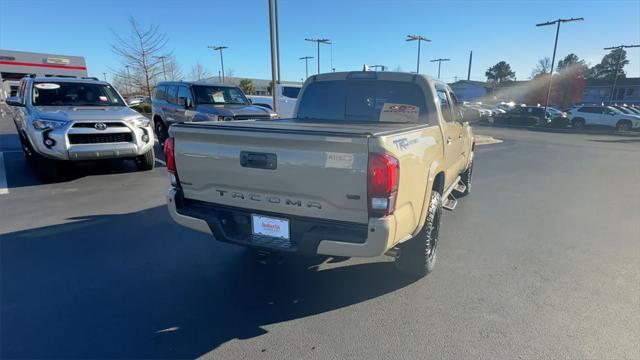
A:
[476,135,503,145]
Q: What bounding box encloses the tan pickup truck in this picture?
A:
[164,71,474,277]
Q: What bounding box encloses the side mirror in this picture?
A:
[6,96,24,107]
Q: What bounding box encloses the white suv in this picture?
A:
[6,76,155,180]
[567,105,640,131]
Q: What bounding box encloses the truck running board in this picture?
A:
[442,196,458,211]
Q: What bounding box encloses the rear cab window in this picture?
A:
[297,80,429,124]
[282,86,301,99]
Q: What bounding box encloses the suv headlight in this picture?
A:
[32,118,67,130]
[125,116,151,128]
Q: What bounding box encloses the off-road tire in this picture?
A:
[135,148,155,171]
[458,156,473,197]
[395,190,442,278]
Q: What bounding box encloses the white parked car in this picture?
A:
[567,105,640,131]
[247,84,301,118]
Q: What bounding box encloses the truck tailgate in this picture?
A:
[171,125,369,224]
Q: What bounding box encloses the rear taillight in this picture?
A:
[368,153,399,217]
[164,137,179,187]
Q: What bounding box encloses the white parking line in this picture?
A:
[155,158,166,166]
[0,152,8,195]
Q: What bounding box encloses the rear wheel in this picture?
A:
[458,155,473,197]
[135,148,155,171]
[616,120,632,132]
[395,190,442,278]
[572,118,585,130]
[155,119,169,146]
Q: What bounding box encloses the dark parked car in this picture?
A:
[151,81,277,145]
[495,106,550,126]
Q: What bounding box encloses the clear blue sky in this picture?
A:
[1,0,639,83]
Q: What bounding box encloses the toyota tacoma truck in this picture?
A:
[165,71,474,277]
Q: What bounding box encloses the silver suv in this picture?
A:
[151,81,277,144]
[6,76,155,180]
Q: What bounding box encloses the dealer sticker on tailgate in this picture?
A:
[252,215,290,239]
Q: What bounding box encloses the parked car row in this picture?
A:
[566,105,640,131]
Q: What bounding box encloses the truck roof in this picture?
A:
[27,76,108,85]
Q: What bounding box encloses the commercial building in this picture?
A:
[579,78,640,105]
[0,49,87,99]
[204,76,302,95]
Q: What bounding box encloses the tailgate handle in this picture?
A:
[240,151,277,170]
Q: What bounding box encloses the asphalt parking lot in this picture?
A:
[1,110,639,359]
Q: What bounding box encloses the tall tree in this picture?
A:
[111,17,169,97]
[189,62,211,81]
[556,53,587,73]
[589,48,628,80]
[531,57,551,77]
[238,79,255,95]
[164,56,183,81]
[485,61,516,83]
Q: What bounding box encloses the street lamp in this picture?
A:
[304,38,331,74]
[125,65,131,95]
[603,44,640,103]
[208,45,228,83]
[299,56,314,79]
[406,35,431,74]
[102,72,107,82]
[429,58,450,79]
[536,17,583,116]
[154,56,168,80]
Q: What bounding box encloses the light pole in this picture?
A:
[208,45,228,83]
[268,0,279,113]
[536,17,583,116]
[102,72,107,82]
[299,56,314,79]
[154,56,167,80]
[305,38,331,74]
[430,58,450,79]
[603,44,639,103]
[406,35,431,74]
[125,65,131,95]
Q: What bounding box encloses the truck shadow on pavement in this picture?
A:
[1,206,415,359]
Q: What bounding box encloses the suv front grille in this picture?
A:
[234,115,271,120]
[68,133,133,144]
[72,122,128,128]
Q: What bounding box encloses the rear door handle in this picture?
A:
[447,137,453,145]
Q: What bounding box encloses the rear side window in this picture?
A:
[166,85,178,104]
[282,86,301,99]
[155,85,166,101]
[436,90,453,123]
[297,80,429,123]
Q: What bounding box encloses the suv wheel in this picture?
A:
[135,148,155,171]
[571,118,585,130]
[19,132,35,162]
[395,190,442,278]
[32,153,63,182]
[155,119,169,146]
[616,120,632,132]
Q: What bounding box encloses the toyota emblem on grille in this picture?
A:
[94,122,107,130]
